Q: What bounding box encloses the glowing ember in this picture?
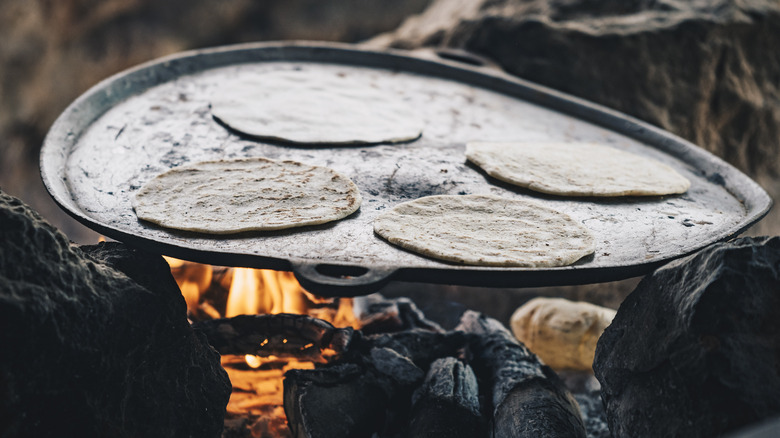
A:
[245,355,263,369]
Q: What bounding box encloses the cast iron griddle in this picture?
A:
[40,42,772,296]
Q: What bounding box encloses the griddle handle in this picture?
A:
[291,262,397,298]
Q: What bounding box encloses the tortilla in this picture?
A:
[210,69,423,145]
[373,194,595,267]
[465,142,690,196]
[133,157,361,234]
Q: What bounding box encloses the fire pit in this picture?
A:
[166,259,359,436]
[35,42,772,437]
[163,259,598,438]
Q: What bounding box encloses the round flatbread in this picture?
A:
[373,194,595,267]
[466,142,690,197]
[210,69,423,145]
[133,157,361,234]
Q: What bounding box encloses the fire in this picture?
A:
[163,256,358,437]
[226,268,260,317]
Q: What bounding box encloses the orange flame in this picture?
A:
[226,268,260,317]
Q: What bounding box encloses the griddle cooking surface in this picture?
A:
[40,42,772,295]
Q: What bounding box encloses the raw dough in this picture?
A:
[133,157,361,233]
[373,194,595,267]
[466,141,690,196]
[510,297,616,371]
[210,69,424,145]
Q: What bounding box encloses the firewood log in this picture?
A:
[456,310,586,438]
[192,313,353,362]
[357,328,467,368]
[357,295,444,334]
[284,362,390,438]
[408,357,485,438]
[283,329,470,438]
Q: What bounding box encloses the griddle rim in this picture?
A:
[39,41,773,296]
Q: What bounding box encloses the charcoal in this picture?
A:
[357,295,444,334]
[408,357,484,438]
[284,362,391,438]
[0,190,231,438]
[283,327,468,438]
[594,237,780,437]
[456,311,586,438]
[368,347,425,386]
[357,329,467,369]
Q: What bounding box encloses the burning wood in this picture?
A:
[357,294,444,334]
[166,258,588,438]
[192,314,353,363]
[165,258,363,437]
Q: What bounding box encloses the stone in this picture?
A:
[369,0,780,236]
[593,236,780,437]
[0,190,232,437]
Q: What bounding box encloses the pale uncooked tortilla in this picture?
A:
[466,142,690,197]
[373,194,595,267]
[133,157,361,233]
[210,69,423,145]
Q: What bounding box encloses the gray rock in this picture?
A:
[369,0,780,236]
[0,190,232,437]
[593,236,780,437]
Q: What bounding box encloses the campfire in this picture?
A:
[161,257,600,438]
[166,258,361,437]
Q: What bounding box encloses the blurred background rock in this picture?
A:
[1,0,776,246]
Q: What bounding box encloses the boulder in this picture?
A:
[593,236,780,437]
[0,190,232,437]
[369,0,780,236]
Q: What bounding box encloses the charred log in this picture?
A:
[192,313,353,362]
[284,362,391,438]
[355,329,467,369]
[358,295,444,334]
[283,327,469,438]
[457,310,586,438]
[408,357,484,438]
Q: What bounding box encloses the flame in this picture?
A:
[162,256,359,436]
[226,268,260,317]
